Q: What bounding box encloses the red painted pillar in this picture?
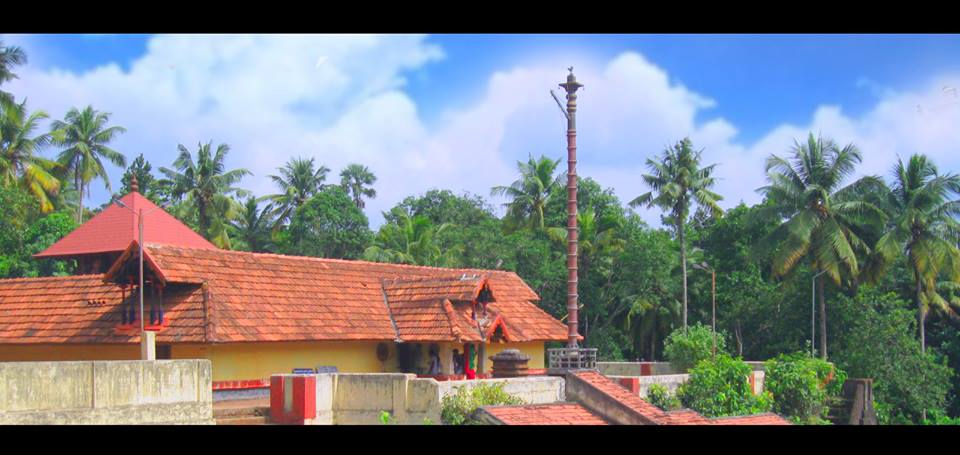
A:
[270,374,317,424]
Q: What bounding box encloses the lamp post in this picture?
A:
[692,262,716,357]
[113,189,170,361]
[812,270,828,358]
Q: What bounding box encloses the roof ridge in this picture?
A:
[0,273,106,283]
[145,243,514,276]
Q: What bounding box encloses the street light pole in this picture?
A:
[812,270,828,357]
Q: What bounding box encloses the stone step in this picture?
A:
[215,415,271,425]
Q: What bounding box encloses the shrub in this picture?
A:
[646,383,682,411]
[663,324,727,372]
[764,352,845,424]
[440,382,525,425]
[678,354,771,418]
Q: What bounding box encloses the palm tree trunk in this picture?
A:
[679,221,688,332]
[75,170,83,224]
[818,273,827,360]
[916,271,926,355]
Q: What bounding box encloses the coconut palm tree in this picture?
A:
[873,154,960,353]
[159,141,251,247]
[0,41,27,105]
[629,138,723,332]
[756,133,885,359]
[265,157,329,225]
[51,106,126,223]
[364,212,457,266]
[229,196,276,253]
[491,154,562,232]
[339,163,376,210]
[0,99,62,212]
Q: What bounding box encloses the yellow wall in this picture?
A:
[203,341,395,382]
[0,344,140,361]
[0,340,547,382]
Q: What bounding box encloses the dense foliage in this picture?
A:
[764,352,845,423]
[440,383,525,425]
[677,354,773,418]
[645,383,682,411]
[663,323,727,371]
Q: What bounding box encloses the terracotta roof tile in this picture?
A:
[572,370,670,424]
[34,192,216,258]
[483,403,609,425]
[0,275,206,344]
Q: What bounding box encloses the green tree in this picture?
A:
[115,153,164,202]
[0,40,27,104]
[229,197,276,253]
[364,211,456,266]
[159,141,251,248]
[51,105,127,223]
[629,138,723,332]
[339,163,376,210]
[831,287,953,424]
[266,157,329,225]
[873,154,960,353]
[663,324,728,371]
[764,352,844,424]
[284,186,371,259]
[757,133,885,359]
[677,353,772,418]
[491,154,562,232]
[0,99,61,212]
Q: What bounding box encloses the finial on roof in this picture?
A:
[130,174,139,193]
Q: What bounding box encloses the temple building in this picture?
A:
[0,186,569,389]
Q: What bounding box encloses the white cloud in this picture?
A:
[7,34,960,229]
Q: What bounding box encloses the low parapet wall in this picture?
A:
[598,361,765,377]
[0,360,214,425]
[270,373,565,425]
[608,370,765,397]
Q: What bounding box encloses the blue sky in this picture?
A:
[6,34,960,226]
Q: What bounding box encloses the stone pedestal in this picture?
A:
[140,331,156,360]
[489,349,530,378]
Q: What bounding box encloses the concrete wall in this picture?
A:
[437,376,564,404]
[598,361,766,377]
[0,360,213,424]
[273,373,565,425]
[609,371,766,398]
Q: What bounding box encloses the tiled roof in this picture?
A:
[0,275,206,344]
[661,409,712,425]
[710,413,792,425]
[384,276,487,303]
[0,244,568,344]
[571,370,670,424]
[143,244,566,343]
[34,191,217,258]
[482,403,609,425]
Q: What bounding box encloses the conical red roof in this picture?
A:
[34,191,217,258]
